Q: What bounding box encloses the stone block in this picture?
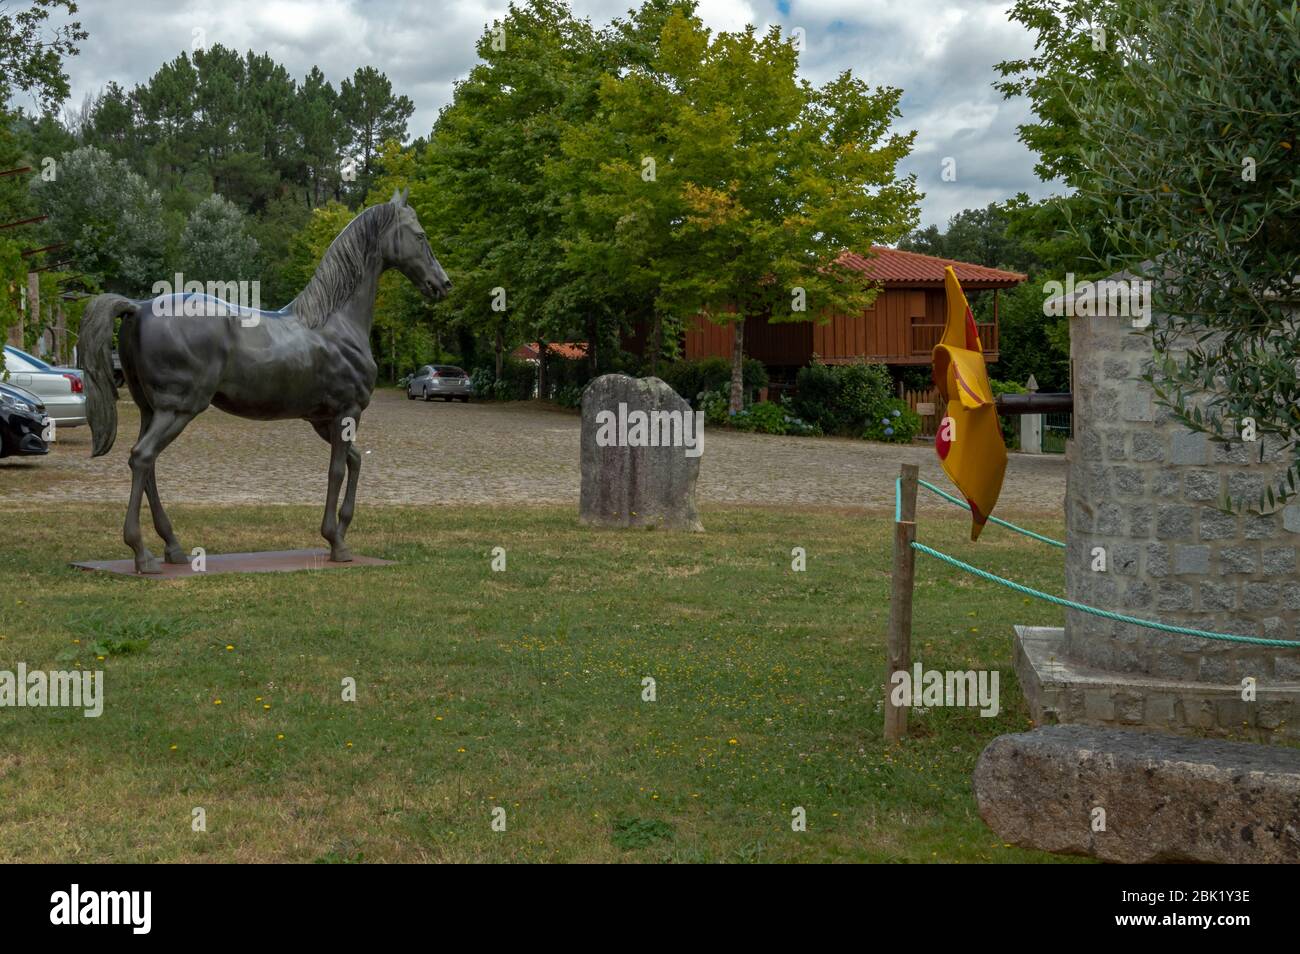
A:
[1130,431,1164,463]
[579,374,703,532]
[1113,467,1144,496]
[1198,581,1237,612]
[1199,508,1238,540]
[1263,546,1296,575]
[1145,543,1170,577]
[1155,505,1194,540]
[1242,581,1281,611]
[1173,545,1210,575]
[1219,546,1259,576]
[1170,430,1208,465]
[1183,470,1220,501]
[973,725,1300,863]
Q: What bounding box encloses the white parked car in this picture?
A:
[1,345,87,427]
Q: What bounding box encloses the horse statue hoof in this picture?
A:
[135,556,163,575]
[164,546,189,565]
[330,548,354,563]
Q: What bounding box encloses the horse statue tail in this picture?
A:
[80,293,138,458]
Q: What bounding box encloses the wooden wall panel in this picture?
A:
[685,289,1002,367]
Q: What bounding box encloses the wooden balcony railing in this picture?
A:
[910,322,998,356]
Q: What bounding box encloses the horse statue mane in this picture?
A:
[290,202,400,328]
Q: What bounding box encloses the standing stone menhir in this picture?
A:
[580,374,704,532]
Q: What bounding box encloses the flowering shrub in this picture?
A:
[730,401,789,434]
[864,399,922,443]
[697,388,732,426]
[791,361,894,436]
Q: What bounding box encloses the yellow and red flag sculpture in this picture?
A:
[932,266,1006,541]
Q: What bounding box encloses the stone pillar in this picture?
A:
[1020,374,1042,454]
[579,374,704,532]
[1015,297,1300,738]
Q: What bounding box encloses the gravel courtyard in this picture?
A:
[0,387,1065,516]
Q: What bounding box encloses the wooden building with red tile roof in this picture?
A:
[675,247,1026,373]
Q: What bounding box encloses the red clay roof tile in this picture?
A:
[838,246,1027,286]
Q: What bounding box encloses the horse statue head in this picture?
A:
[383,187,452,301]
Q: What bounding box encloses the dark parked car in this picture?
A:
[406,365,473,402]
[0,381,50,457]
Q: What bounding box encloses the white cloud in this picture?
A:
[53,0,1058,226]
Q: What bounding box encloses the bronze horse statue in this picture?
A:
[81,188,451,573]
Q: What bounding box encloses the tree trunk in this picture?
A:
[647,311,662,376]
[495,324,505,380]
[537,336,549,400]
[729,318,744,413]
[585,314,598,376]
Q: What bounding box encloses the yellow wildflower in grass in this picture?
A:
[276,734,284,740]
[213,699,222,706]
[225,645,234,652]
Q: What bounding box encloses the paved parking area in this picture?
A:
[0,388,1065,516]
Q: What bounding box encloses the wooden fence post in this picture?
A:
[885,462,918,742]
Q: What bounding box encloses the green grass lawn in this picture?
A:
[0,502,1083,862]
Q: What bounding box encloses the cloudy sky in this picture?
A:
[49,0,1062,228]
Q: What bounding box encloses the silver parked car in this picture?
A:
[406,364,473,402]
[1,345,87,427]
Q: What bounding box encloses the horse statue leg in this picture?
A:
[125,408,194,573]
[337,438,362,559]
[313,416,357,562]
[133,409,189,566]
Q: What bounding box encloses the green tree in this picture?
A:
[135,51,199,182]
[84,81,136,158]
[993,0,1135,277]
[337,66,414,198]
[0,0,86,110]
[177,192,260,282]
[34,145,165,294]
[249,192,311,307]
[1069,0,1300,511]
[294,66,346,207]
[900,203,1039,274]
[579,10,920,410]
[419,0,606,379]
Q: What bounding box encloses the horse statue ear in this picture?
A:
[401,186,410,203]
[391,188,405,206]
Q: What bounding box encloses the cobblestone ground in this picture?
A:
[0,387,1065,516]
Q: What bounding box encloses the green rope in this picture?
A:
[911,541,1298,648]
[915,478,1065,548]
